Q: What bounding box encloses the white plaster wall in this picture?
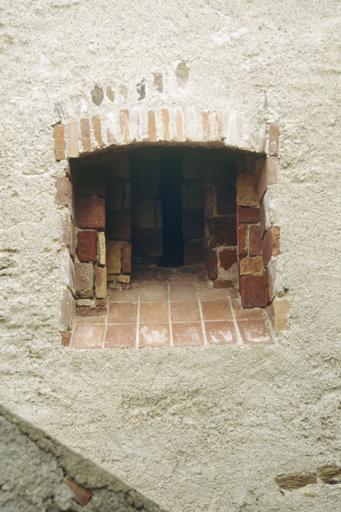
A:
[0,1,340,510]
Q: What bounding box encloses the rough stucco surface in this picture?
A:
[0,404,166,511]
[0,1,340,511]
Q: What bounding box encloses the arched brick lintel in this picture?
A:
[54,108,279,161]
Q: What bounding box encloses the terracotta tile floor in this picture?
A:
[71,266,275,349]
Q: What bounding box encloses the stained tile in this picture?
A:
[169,283,197,302]
[201,300,232,321]
[171,301,201,322]
[169,272,197,283]
[238,319,273,343]
[172,322,204,346]
[140,302,169,323]
[104,324,136,348]
[109,289,139,302]
[108,302,137,324]
[232,300,265,320]
[205,321,238,345]
[140,283,168,301]
[199,287,228,302]
[229,288,240,299]
[71,325,105,349]
[139,324,170,348]
[75,316,106,325]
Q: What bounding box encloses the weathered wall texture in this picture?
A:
[0,1,340,511]
[0,404,165,511]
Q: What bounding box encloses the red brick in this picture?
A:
[184,239,204,266]
[263,226,280,268]
[77,231,97,262]
[75,197,105,229]
[215,185,236,215]
[207,216,237,247]
[55,178,69,206]
[64,476,91,506]
[269,123,279,155]
[249,225,262,256]
[183,209,204,239]
[106,211,131,241]
[202,110,210,141]
[206,246,218,280]
[120,109,130,144]
[148,110,157,142]
[60,331,70,347]
[238,223,247,257]
[96,298,107,307]
[54,125,65,160]
[240,274,270,308]
[258,157,279,202]
[238,207,260,224]
[67,120,79,158]
[219,248,237,271]
[80,118,91,152]
[122,241,132,273]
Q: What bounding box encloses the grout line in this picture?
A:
[197,281,208,346]
[136,286,141,349]
[168,283,173,347]
[227,290,244,346]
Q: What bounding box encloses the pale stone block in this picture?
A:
[60,287,75,330]
[75,262,94,299]
[273,297,290,333]
[132,106,141,141]
[76,299,92,307]
[60,252,75,295]
[117,274,131,284]
[98,232,106,267]
[96,267,107,299]
[67,120,79,158]
[268,258,285,300]
[106,241,121,274]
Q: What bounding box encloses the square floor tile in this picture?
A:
[108,302,137,324]
[104,324,136,348]
[169,283,197,302]
[172,322,204,346]
[140,302,169,323]
[199,287,228,302]
[201,300,232,321]
[139,324,171,348]
[71,325,105,349]
[171,301,201,322]
[205,321,237,345]
[238,319,273,343]
[140,284,168,301]
[109,289,139,302]
[75,316,106,325]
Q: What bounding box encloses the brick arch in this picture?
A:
[54,108,278,161]
[55,109,289,346]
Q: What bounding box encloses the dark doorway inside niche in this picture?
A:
[159,148,183,267]
[130,147,205,270]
